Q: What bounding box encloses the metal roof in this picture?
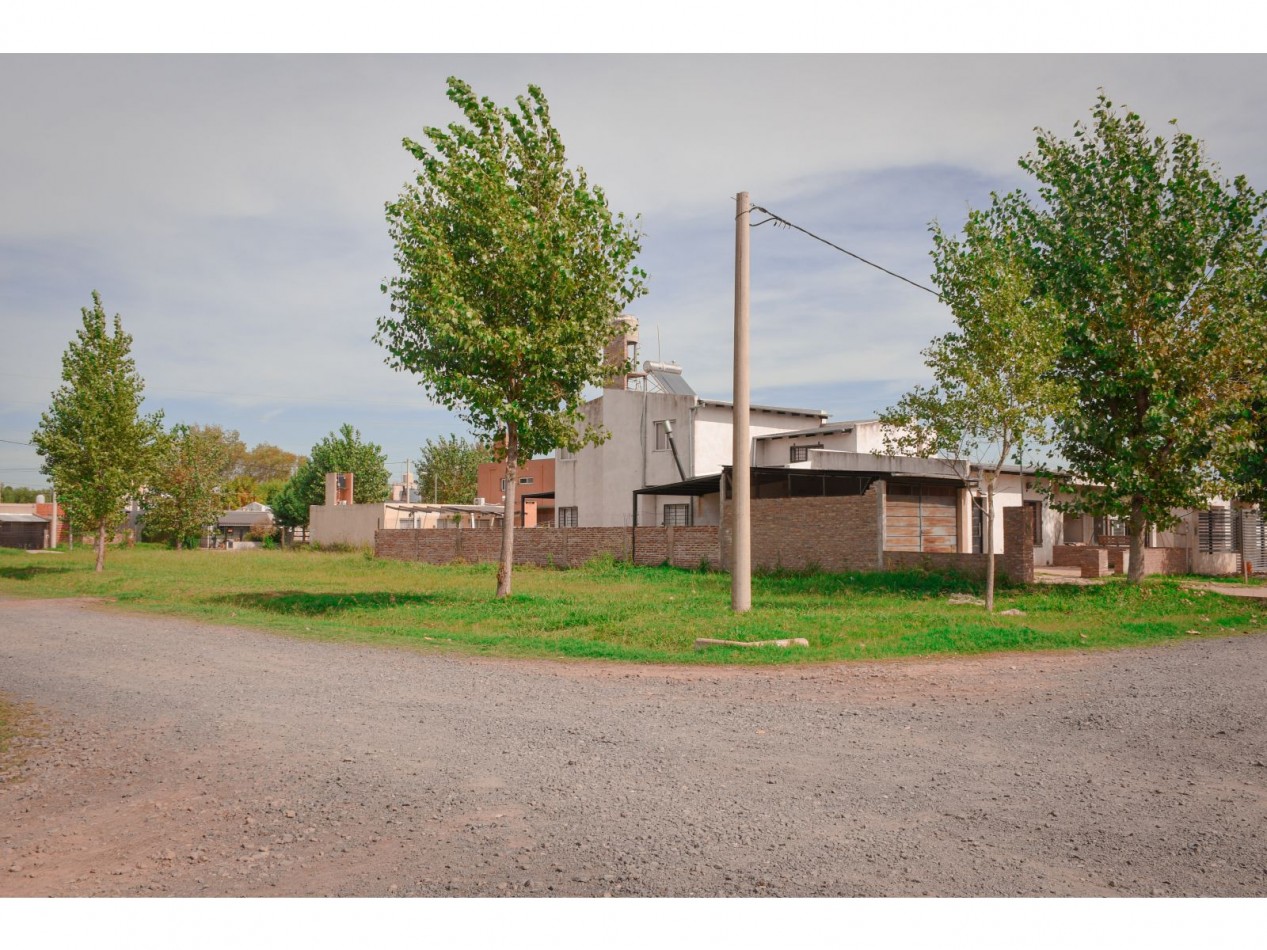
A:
[386,503,505,516]
[635,462,971,498]
[0,513,49,523]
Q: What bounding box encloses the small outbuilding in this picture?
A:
[0,512,50,550]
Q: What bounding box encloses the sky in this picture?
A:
[3,43,1267,489]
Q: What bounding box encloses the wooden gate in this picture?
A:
[886,483,958,553]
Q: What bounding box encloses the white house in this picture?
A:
[551,318,828,528]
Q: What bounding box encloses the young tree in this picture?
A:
[32,292,165,571]
[266,477,309,544]
[377,77,646,598]
[417,434,492,504]
[1021,94,1267,583]
[144,423,236,549]
[880,205,1069,611]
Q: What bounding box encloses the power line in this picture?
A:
[0,438,33,446]
[747,203,944,301]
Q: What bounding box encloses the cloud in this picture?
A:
[3,54,1266,473]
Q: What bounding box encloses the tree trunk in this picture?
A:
[1127,496,1147,584]
[984,479,996,613]
[94,521,106,572]
[496,424,519,599]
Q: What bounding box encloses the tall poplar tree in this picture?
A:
[881,203,1069,611]
[32,292,165,571]
[377,77,646,597]
[1021,94,1267,582]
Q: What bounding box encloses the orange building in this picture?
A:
[476,457,555,527]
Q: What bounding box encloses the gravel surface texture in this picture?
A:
[2,596,1265,897]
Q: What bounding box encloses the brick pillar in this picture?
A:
[1002,506,1034,583]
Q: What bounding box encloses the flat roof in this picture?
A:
[756,424,855,442]
[635,463,969,498]
[695,399,828,419]
[387,503,505,515]
[0,513,49,523]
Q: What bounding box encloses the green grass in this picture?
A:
[1,546,1263,665]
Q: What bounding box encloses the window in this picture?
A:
[519,476,534,485]
[654,420,670,451]
[789,443,822,463]
[1024,499,1043,546]
[558,507,578,527]
[972,496,985,554]
[626,341,638,363]
[499,478,507,492]
[662,503,692,527]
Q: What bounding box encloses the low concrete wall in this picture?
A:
[311,504,388,548]
[375,526,720,570]
[1193,552,1240,576]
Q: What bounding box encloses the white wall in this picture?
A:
[554,390,824,526]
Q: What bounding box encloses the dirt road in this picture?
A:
[2,596,1264,896]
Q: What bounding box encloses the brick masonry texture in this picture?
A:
[377,492,1039,583]
[1055,544,1188,576]
[1081,548,1110,579]
[722,491,883,573]
[375,526,720,570]
[1002,507,1035,584]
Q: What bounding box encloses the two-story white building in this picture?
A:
[551,319,828,528]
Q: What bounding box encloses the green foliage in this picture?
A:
[1218,394,1267,506]
[239,442,302,483]
[377,77,647,458]
[267,478,308,530]
[0,486,50,503]
[31,291,165,571]
[377,77,646,596]
[271,424,390,528]
[882,202,1068,470]
[417,433,492,504]
[1019,94,1267,564]
[143,423,237,548]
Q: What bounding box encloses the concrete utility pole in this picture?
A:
[732,191,752,613]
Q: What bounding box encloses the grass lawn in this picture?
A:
[1,545,1263,665]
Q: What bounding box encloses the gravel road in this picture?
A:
[2,596,1265,897]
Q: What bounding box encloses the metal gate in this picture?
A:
[1243,510,1267,574]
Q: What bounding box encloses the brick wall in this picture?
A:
[1002,506,1035,583]
[375,526,720,570]
[721,489,883,573]
[1055,543,1188,576]
[883,551,991,579]
[1080,548,1110,579]
[1052,545,1085,568]
[1143,547,1188,575]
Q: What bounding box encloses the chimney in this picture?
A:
[603,315,644,391]
[325,472,355,506]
